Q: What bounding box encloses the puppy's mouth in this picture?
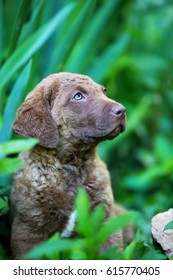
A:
[100,124,124,139]
[106,124,124,139]
[85,123,125,142]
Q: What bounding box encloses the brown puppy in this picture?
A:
[11,72,131,259]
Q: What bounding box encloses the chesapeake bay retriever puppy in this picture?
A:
[11,72,132,259]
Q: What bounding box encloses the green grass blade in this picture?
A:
[46,0,96,74]
[88,34,130,82]
[64,0,121,73]
[0,158,24,174]
[0,139,39,156]
[0,61,32,142]
[18,0,45,46]
[75,188,91,236]
[8,0,32,55]
[0,3,75,94]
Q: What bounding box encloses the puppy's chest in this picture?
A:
[30,156,87,193]
[62,163,87,188]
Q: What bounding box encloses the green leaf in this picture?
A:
[90,205,105,234]
[0,60,32,142]
[65,0,121,73]
[47,0,95,74]
[99,246,121,260]
[0,158,24,174]
[25,233,85,260]
[126,241,150,260]
[0,139,39,156]
[8,0,32,55]
[142,251,166,260]
[0,3,74,93]
[0,197,9,215]
[124,239,136,259]
[124,159,173,191]
[26,239,71,260]
[131,55,167,90]
[133,54,167,74]
[123,95,153,141]
[0,198,6,209]
[97,211,138,245]
[88,34,130,82]
[164,220,173,231]
[17,0,45,47]
[75,188,91,236]
[154,135,173,163]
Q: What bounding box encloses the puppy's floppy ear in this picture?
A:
[12,77,59,148]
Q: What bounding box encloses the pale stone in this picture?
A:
[151,208,173,258]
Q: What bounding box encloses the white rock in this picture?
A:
[151,208,173,258]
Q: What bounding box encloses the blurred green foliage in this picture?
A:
[0,0,173,259]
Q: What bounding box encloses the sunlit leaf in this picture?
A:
[0,158,24,174]
[0,139,39,156]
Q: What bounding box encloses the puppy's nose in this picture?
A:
[111,104,126,117]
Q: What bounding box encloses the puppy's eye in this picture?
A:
[72,92,85,101]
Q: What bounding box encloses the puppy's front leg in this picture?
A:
[100,229,124,254]
[100,203,134,254]
[11,217,44,259]
[113,203,134,245]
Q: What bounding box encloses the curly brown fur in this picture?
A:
[11,72,132,259]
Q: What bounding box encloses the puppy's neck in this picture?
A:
[33,143,98,165]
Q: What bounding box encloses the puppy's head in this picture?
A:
[12,73,126,148]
